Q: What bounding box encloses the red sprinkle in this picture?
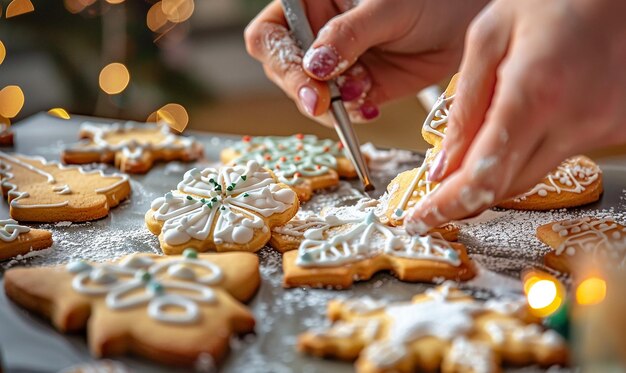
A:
[280,156,287,162]
[294,156,301,161]
[294,172,301,177]
[337,142,344,149]
[265,155,272,160]
[316,165,321,170]
[242,135,252,142]
[295,133,304,140]
[275,164,280,169]
[323,146,330,152]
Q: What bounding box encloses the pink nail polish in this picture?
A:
[359,101,379,120]
[339,77,364,102]
[428,149,447,182]
[303,45,339,79]
[298,86,318,116]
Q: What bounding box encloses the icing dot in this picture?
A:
[566,247,576,256]
[232,226,254,244]
[538,189,548,197]
[90,267,117,284]
[183,248,198,259]
[444,249,459,262]
[395,208,403,217]
[67,260,91,273]
[148,281,164,295]
[168,263,196,280]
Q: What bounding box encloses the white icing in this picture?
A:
[446,337,495,373]
[519,157,601,199]
[151,160,296,246]
[391,149,438,222]
[360,143,417,172]
[67,252,222,324]
[0,219,30,242]
[422,92,454,139]
[550,217,626,263]
[295,211,462,268]
[0,151,129,211]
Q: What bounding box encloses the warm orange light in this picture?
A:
[147,1,169,32]
[162,0,194,23]
[528,280,557,309]
[576,277,606,306]
[0,116,10,127]
[105,0,124,4]
[523,270,565,318]
[146,103,189,132]
[5,0,34,18]
[0,85,25,119]
[99,63,130,95]
[48,108,71,120]
[0,41,5,65]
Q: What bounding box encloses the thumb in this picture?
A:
[302,1,395,80]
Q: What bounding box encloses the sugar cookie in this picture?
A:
[62,121,203,174]
[499,156,602,210]
[146,160,299,254]
[0,219,52,260]
[537,217,626,273]
[221,134,359,201]
[4,250,260,367]
[299,283,568,372]
[0,152,130,222]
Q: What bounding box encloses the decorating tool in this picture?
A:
[281,0,374,192]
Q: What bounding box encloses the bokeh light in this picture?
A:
[576,276,606,306]
[147,103,189,132]
[105,0,125,4]
[99,63,130,95]
[0,41,5,65]
[5,0,34,18]
[0,85,25,118]
[527,280,558,309]
[147,2,169,33]
[162,0,194,23]
[523,270,564,318]
[48,108,71,120]
[0,116,10,128]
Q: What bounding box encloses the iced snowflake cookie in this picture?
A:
[384,75,458,226]
[299,283,568,372]
[278,210,474,288]
[62,121,203,174]
[0,152,130,222]
[499,156,603,210]
[537,217,626,273]
[146,160,299,254]
[221,134,360,201]
[3,250,260,367]
[0,219,52,260]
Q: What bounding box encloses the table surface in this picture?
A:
[0,113,625,373]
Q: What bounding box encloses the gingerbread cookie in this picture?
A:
[4,250,260,367]
[146,160,299,254]
[537,217,626,273]
[299,283,568,372]
[0,123,14,147]
[383,75,458,226]
[0,152,130,222]
[221,134,359,201]
[278,208,473,289]
[62,121,203,174]
[0,218,52,260]
[499,156,603,210]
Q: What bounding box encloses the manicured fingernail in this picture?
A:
[298,86,318,116]
[303,45,339,79]
[338,77,364,102]
[428,149,447,182]
[359,101,379,120]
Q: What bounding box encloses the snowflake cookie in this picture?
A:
[0,218,52,260]
[299,283,568,372]
[0,151,130,222]
[537,217,626,273]
[3,250,260,367]
[62,121,203,174]
[221,134,361,201]
[275,207,474,288]
[146,160,299,254]
[499,156,603,210]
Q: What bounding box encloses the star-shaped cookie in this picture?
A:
[537,217,626,273]
[62,121,203,174]
[146,160,299,254]
[0,152,130,222]
[0,218,52,260]
[4,250,260,367]
[299,283,568,372]
[221,134,359,201]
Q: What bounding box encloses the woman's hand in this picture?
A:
[406,0,626,235]
[244,0,488,126]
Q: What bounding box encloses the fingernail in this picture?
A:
[298,86,318,116]
[338,77,364,102]
[359,101,379,120]
[428,149,447,182]
[303,45,339,79]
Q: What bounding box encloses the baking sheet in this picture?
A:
[1,113,625,373]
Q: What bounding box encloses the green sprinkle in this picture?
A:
[186,196,193,201]
[241,175,247,181]
[221,206,226,210]
[135,270,151,282]
[243,193,249,197]
[207,203,213,209]
[183,248,198,259]
[211,197,218,202]
[226,186,233,191]
[200,198,206,203]
[394,208,404,217]
[209,178,215,184]
[148,281,164,295]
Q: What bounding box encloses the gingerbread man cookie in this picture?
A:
[277,208,474,289]
[498,156,603,210]
[0,152,130,222]
[0,218,52,260]
[4,250,260,367]
[221,134,359,201]
[62,121,203,174]
[383,75,457,227]
[299,283,568,372]
[146,160,299,254]
[537,217,626,273]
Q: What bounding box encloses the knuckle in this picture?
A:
[466,15,498,50]
[243,21,264,59]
